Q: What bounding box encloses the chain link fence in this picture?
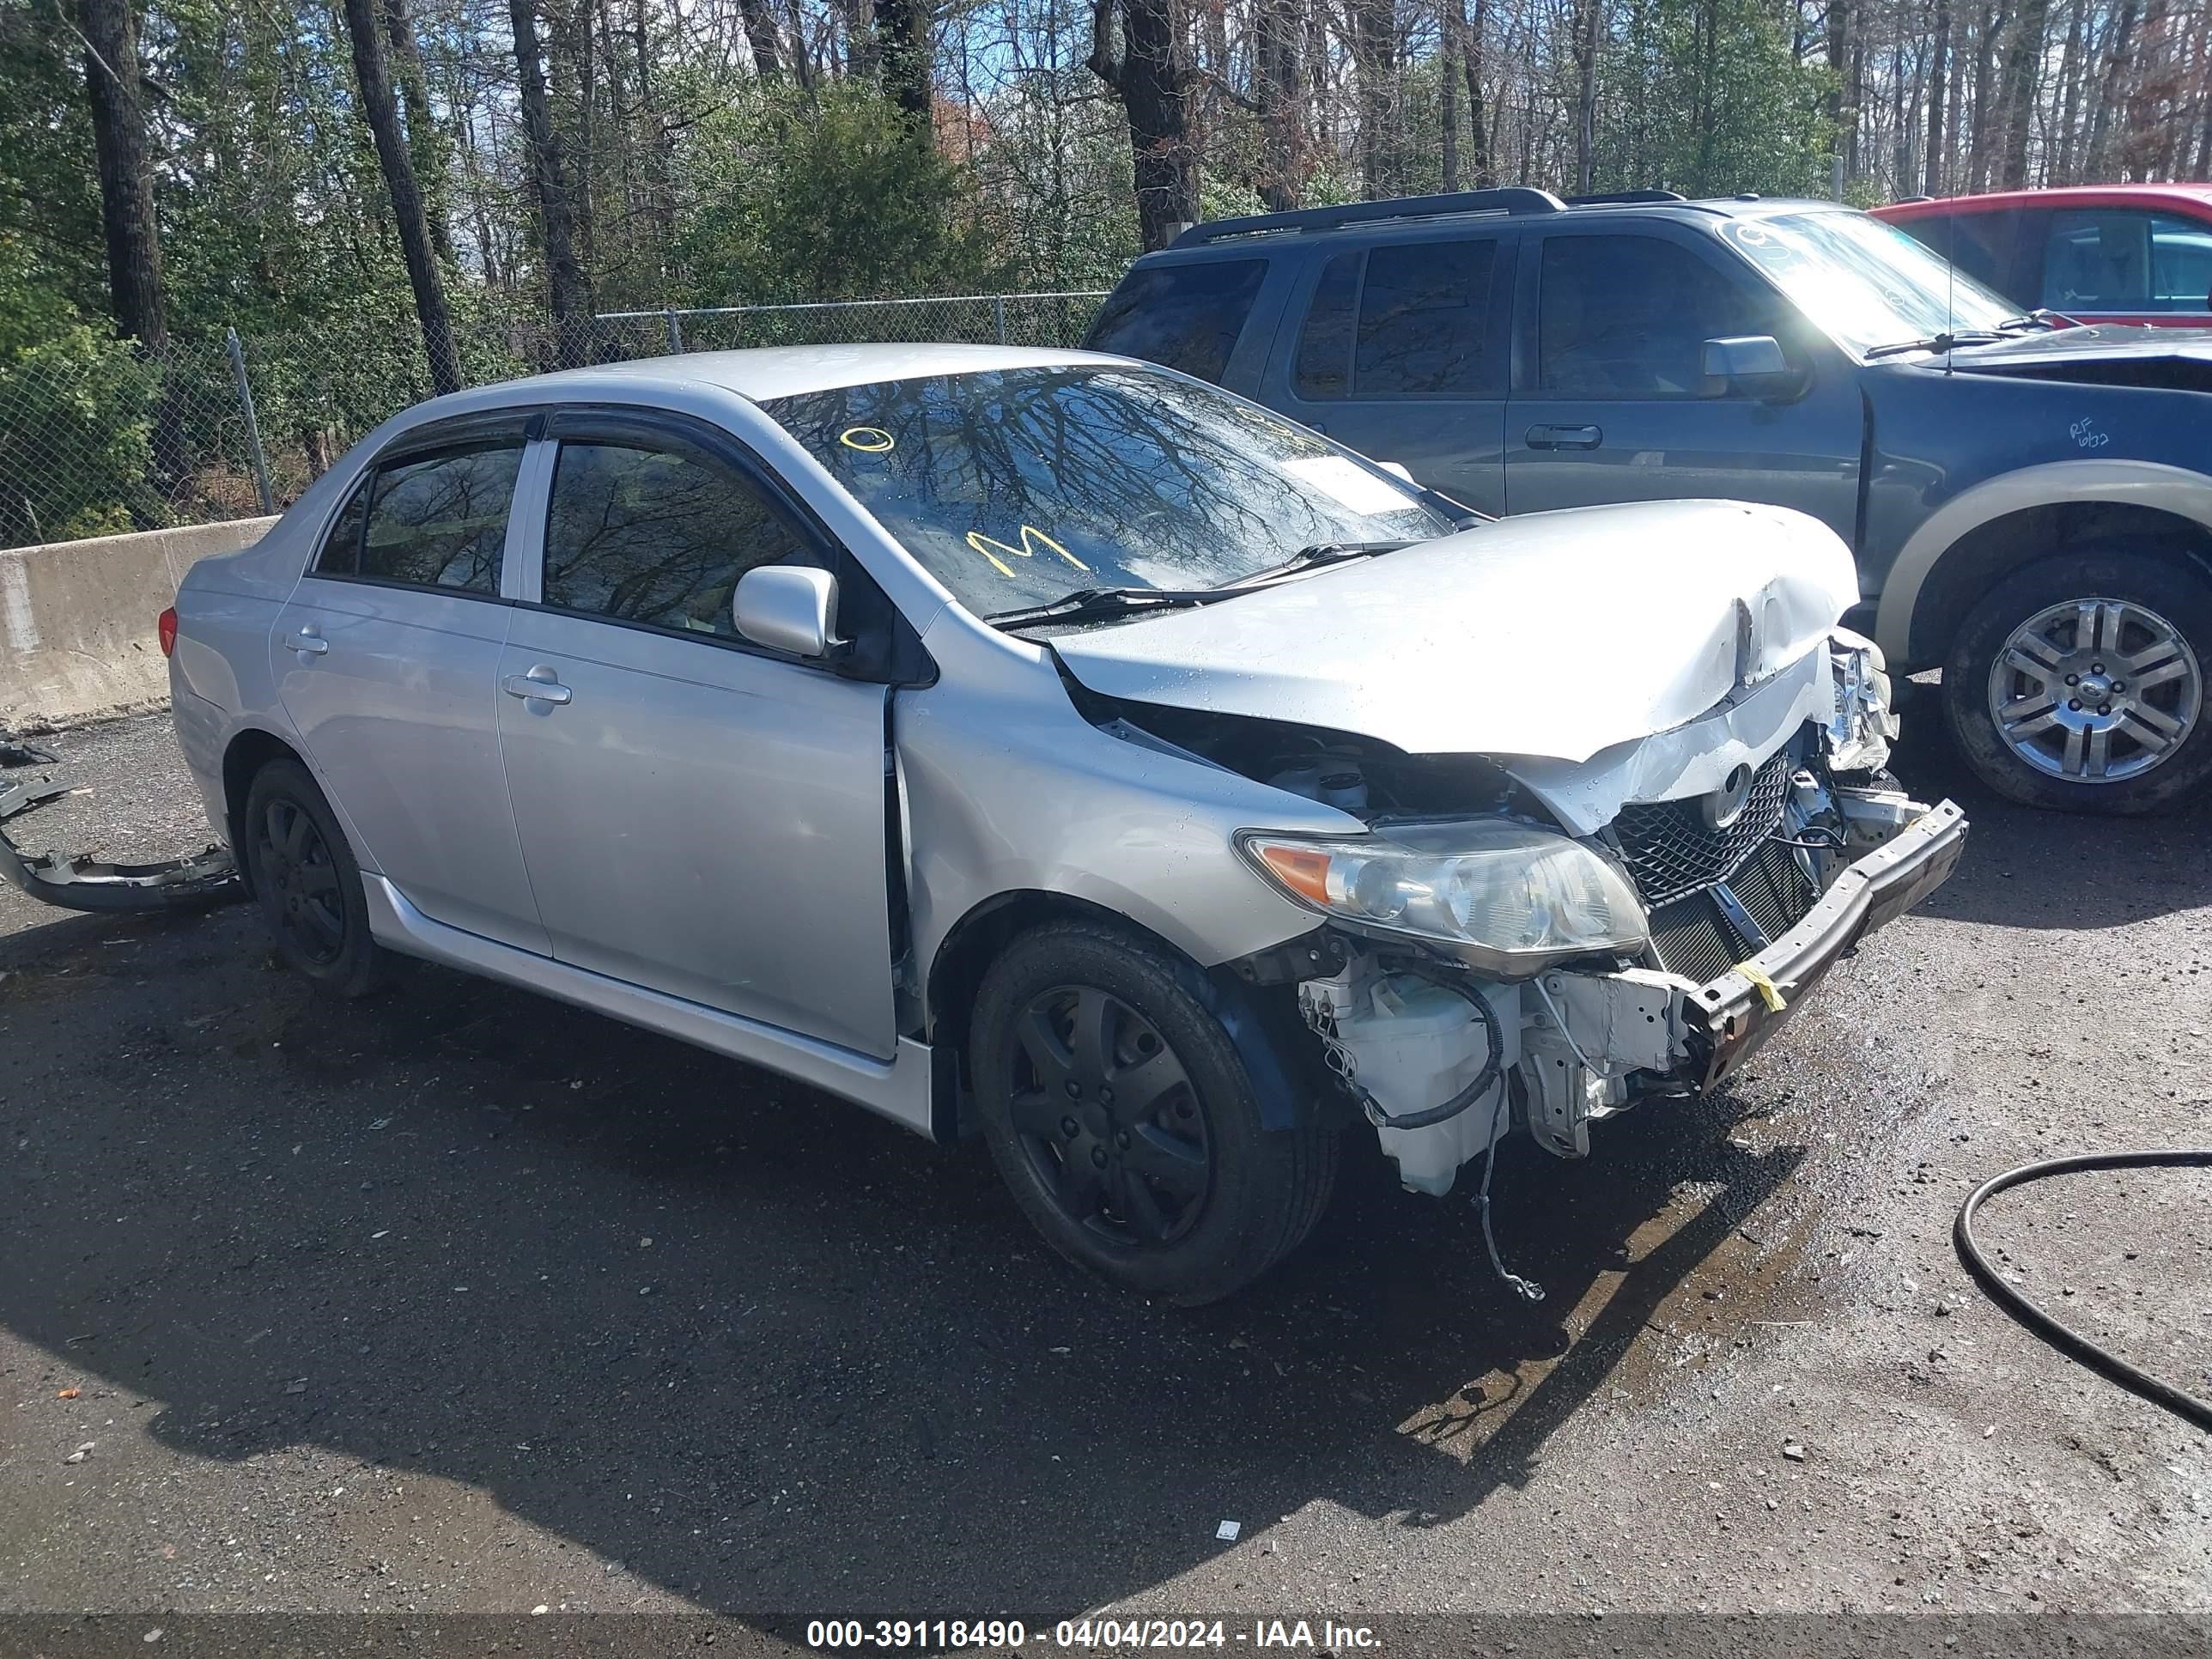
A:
[0,290,1110,551]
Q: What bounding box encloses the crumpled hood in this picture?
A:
[1049,500,1858,765]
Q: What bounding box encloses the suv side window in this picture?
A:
[313,443,522,593]
[1293,238,1503,400]
[542,435,811,638]
[2043,210,2212,312]
[1085,259,1267,384]
[1537,234,1778,398]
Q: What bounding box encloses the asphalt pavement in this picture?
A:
[2,708,2209,1638]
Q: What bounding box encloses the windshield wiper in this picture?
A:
[985,586,1229,631]
[1995,308,2066,331]
[1865,330,2009,359]
[1225,539,1413,588]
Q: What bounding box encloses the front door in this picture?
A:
[494,412,897,1060]
[1259,228,1515,516]
[1504,226,1863,543]
[272,421,550,953]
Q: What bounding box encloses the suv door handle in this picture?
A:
[1525,424,1603,451]
[286,628,329,656]
[502,668,573,707]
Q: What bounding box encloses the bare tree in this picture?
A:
[76,0,167,351]
[511,0,592,350]
[1090,0,1200,249]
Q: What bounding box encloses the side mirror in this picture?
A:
[1702,335,1797,398]
[733,565,840,659]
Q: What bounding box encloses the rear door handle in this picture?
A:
[286,629,329,656]
[502,669,573,707]
[1525,424,1603,451]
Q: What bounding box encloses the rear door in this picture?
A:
[493,410,897,1059]
[1504,223,1863,541]
[272,416,550,953]
[1257,228,1515,515]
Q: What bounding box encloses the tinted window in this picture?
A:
[1539,234,1776,398]
[313,477,371,576]
[766,367,1446,619]
[1084,260,1266,384]
[358,446,521,594]
[1294,252,1361,398]
[1894,210,2024,299]
[1354,240,1498,396]
[2043,210,2212,312]
[542,439,805,636]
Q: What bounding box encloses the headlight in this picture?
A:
[1827,628,1898,773]
[1237,819,1650,977]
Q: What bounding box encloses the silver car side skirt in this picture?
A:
[360,874,939,1140]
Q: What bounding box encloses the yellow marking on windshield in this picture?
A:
[839,426,896,453]
[965,525,1090,578]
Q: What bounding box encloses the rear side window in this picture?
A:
[1293,239,1502,399]
[541,438,809,637]
[313,478,371,576]
[1897,210,2024,299]
[1085,259,1266,384]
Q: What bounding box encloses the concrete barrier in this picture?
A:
[0,517,276,732]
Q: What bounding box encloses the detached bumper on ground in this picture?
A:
[1686,797,1969,1088]
[0,741,240,915]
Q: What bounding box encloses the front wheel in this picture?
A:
[1942,549,2212,814]
[969,920,1337,1305]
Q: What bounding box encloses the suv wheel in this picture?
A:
[1942,548,2211,814]
[244,758,396,998]
[969,919,1337,1305]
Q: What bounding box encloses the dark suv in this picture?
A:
[1085,187,2212,814]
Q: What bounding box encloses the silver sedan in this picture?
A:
[162,345,1963,1303]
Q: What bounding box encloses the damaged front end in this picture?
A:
[1170,632,1965,1249]
[0,738,240,914]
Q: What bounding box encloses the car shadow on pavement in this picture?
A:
[1884,710,2212,932]
[1,902,1801,1620]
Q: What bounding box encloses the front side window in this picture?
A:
[1896,210,2026,298]
[541,437,806,636]
[2042,210,2212,312]
[766,367,1447,619]
[349,445,522,595]
[1084,259,1267,384]
[1538,234,1778,398]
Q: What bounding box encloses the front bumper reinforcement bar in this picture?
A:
[0,740,240,915]
[1686,797,1969,1090]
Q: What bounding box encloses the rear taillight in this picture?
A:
[157,606,179,658]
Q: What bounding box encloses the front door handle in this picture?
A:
[286,628,329,656]
[1525,423,1603,451]
[502,668,573,707]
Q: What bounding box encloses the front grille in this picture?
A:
[1646,842,1820,983]
[1613,751,1795,908]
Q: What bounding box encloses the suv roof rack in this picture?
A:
[1171,187,1567,248]
[1562,189,1686,205]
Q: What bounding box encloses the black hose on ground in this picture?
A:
[1954,1150,2212,1432]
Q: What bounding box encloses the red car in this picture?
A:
[1873,185,2212,327]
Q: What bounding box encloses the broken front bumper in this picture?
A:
[0,741,240,915]
[1684,797,1968,1089]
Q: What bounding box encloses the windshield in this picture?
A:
[1721,211,2020,355]
[764,367,1449,620]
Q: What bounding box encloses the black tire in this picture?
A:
[1942,546,2212,815]
[969,919,1338,1306]
[243,758,396,999]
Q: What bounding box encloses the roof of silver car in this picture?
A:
[493,343,1123,404]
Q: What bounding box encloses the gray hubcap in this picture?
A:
[1986,597,2202,782]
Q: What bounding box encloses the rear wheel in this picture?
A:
[244,759,395,998]
[1942,548,2212,814]
[970,920,1336,1305]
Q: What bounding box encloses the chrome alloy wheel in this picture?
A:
[1985,597,2203,782]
